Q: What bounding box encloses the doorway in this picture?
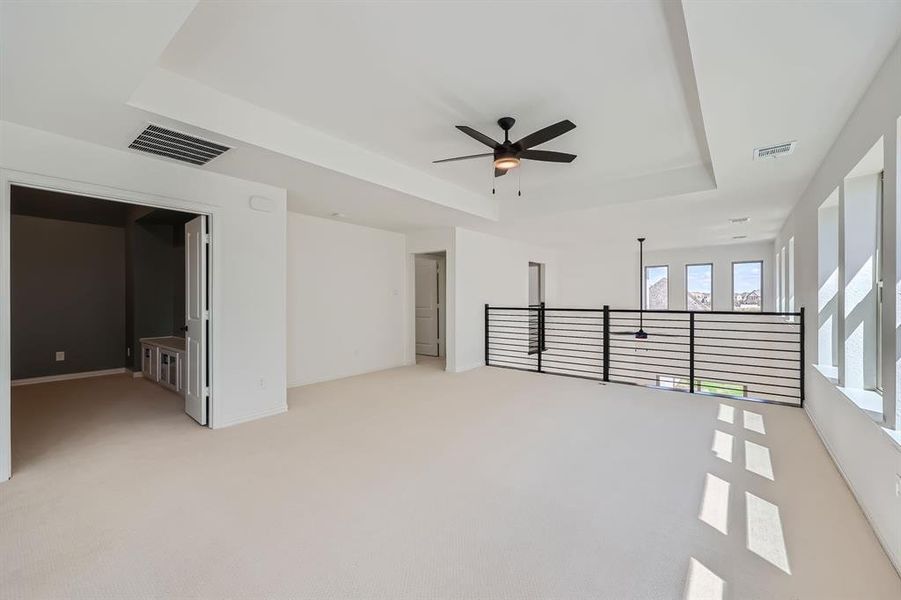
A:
[414,252,446,367]
[7,185,211,474]
[529,262,545,353]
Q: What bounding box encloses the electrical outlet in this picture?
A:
[55,351,65,362]
[259,377,266,390]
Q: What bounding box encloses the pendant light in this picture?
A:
[636,237,648,340]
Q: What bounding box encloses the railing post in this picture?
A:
[602,305,610,382]
[484,303,489,367]
[689,312,695,393]
[799,306,805,407]
[541,301,547,351]
[537,302,544,373]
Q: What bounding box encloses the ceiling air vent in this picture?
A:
[129,124,229,166]
[753,141,796,160]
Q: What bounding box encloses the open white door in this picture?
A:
[415,255,439,356]
[185,215,208,425]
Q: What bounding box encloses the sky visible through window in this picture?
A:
[734,262,761,293]
[646,266,667,285]
[733,261,762,311]
[687,265,712,292]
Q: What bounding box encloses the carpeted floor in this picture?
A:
[2,363,899,599]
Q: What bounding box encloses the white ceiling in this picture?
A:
[157,0,713,219]
[2,1,901,250]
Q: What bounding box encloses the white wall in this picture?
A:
[554,246,636,309]
[453,228,557,372]
[287,213,406,386]
[644,242,774,311]
[404,227,557,373]
[551,240,773,311]
[0,122,289,481]
[773,37,901,572]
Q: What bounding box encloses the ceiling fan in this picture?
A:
[610,237,683,340]
[433,117,577,177]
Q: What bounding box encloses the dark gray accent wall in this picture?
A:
[124,208,188,370]
[172,225,186,335]
[11,215,126,379]
[11,186,193,376]
[128,221,177,370]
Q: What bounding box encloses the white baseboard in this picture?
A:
[804,403,901,577]
[11,368,127,387]
[131,370,144,379]
[213,404,287,429]
[288,361,408,388]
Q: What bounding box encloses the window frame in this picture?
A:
[875,171,884,393]
[731,260,764,312]
[775,249,782,312]
[787,237,795,312]
[685,263,713,311]
[644,264,669,310]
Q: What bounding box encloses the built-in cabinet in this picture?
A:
[141,336,185,396]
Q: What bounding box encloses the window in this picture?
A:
[733,261,762,312]
[655,375,747,397]
[875,171,884,391]
[686,264,712,311]
[788,237,795,312]
[775,250,782,312]
[528,262,545,354]
[817,189,839,369]
[779,248,786,311]
[644,265,668,309]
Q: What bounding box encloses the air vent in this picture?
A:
[129,124,229,166]
[754,141,796,160]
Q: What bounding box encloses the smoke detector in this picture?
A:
[754,141,796,160]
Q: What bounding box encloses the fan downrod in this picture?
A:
[497,117,516,142]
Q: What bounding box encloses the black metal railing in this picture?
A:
[485,303,805,407]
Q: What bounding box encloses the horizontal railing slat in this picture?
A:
[485,304,803,407]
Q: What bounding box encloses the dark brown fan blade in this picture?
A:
[515,119,576,150]
[494,168,507,177]
[456,125,500,149]
[433,152,493,164]
[520,149,577,163]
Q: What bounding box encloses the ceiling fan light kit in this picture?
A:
[434,116,577,193]
[494,156,520,171]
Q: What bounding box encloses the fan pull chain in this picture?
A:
[518,167,522,197]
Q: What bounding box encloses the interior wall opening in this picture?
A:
[8,184,210,475]
[414,251,446,369]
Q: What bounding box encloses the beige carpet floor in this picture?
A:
[2,363,899,599]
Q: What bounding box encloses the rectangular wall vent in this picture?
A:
[129,124,230,166]
[753,141,796,160]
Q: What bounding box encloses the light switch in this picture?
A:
[55,351,65,361]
